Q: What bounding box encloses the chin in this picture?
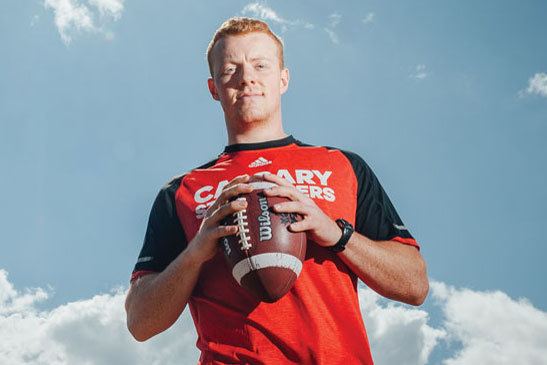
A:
[235,109,270,125]
[239,115,267,125]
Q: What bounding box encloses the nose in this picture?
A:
[239,63,256,85]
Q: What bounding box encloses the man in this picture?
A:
[125,17,429,364]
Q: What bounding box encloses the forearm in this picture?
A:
[125,244,204,341]
[338,232,429,306]
[125,175,253,341]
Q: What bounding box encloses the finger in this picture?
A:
[259,172,294,187]
[207,177,252,213]
[264,185,305,202]
[218,182,253,204]
[221,175,252,198]
[229,173,251,185]
[210,197,248,225]
[212,224,239,239]
[288,219,309,232]
[272,201,308,215]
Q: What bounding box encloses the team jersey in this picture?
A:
[131,135,419,365]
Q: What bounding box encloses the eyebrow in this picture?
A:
[222,56,272,63]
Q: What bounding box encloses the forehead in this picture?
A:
[212,32,279,63]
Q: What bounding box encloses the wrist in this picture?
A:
[326,218,354,253]
[185,235,209,268]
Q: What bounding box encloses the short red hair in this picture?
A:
[206,17,285,78]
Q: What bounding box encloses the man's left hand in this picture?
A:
[260,172,342,248]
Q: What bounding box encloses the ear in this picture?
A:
[280,67,290,95]
[207,78,220,101]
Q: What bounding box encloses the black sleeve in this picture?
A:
[132,175,188,276]
[340,150,417,244]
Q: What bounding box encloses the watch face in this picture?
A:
[337,218,353,230]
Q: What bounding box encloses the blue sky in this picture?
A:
[1,1,547,364]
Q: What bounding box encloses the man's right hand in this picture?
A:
[186,174,254,265]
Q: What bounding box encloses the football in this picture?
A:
[220,176,307,303]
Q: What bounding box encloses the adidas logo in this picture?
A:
[248,157,272,168]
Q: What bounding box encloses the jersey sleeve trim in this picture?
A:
[130,270,158,283]
[391,236,420,249]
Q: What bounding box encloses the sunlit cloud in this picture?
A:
[522,72,547,98]
[324,28,339,44]
[327,12,341,28]
[410,64,429,80]
[363,12,375,25]
[44,0,124,44]
[324,12,341,44]
[241,2,314,32]
[2,269,546,365]
[359,285,446,365]
[88,0,123,20]
[430,281,547,364]
[30,14,41,27]
[0,269,199,365]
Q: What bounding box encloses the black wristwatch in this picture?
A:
[327,218,354,253]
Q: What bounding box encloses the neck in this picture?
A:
[226,112,287,145]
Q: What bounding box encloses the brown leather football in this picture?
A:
[219,177,307,303]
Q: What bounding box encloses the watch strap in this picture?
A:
[328,218,354,253]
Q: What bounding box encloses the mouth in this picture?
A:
[237,92,264,99]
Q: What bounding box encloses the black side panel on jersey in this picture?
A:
[132,157,220,275]
[133,175,188,274]
[338,150,416,242]
[293,140,415,242]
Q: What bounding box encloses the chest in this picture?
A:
[178,149,357,235]
[175,148,358,301]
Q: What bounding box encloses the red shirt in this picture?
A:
[131,136,419,364]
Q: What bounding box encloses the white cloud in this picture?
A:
[524,72,547,98]
[327,12,341,28]
[324,28,339,45]
[0,270,48,316]
[241,3,314,32]
[44,0,124,44]
[431,281,547,365]
[411,64,429,80]
[44,0,95,44]
[359,285,446,365]
[2,269,547,365]
[363,12,375,25]
[88,0,123,20]
[242,3,285,24]
[0,269,199,365]
[323,12,341,45]
[30,15,40,27]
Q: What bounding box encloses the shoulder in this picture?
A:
[331,148,368,168]
[162,174,185,190]
[192,156,222,171]
[159,156,221,191]
[294,139,369,172]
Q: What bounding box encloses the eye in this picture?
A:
[256,63,268,70]
[223,66,236,75]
